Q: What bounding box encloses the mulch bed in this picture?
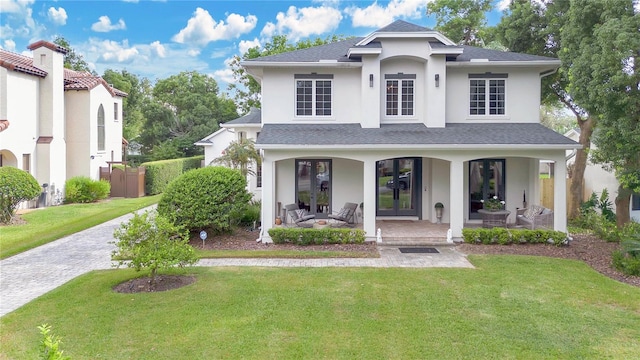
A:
[457,233,640,288]
[113,275,197,293]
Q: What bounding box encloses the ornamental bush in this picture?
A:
[0,167,40,224]
[268,227,366,245]
[64,176,110,204]
[157,166,251,233]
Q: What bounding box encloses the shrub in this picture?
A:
[141,155,203,195]
[0,167,40,224]
[268,227,366,245]
[38,324,69,360]
[235,200,261,227]
[157,166,251,233]
[64,176,110,204]
[462,228,569,246]
[112,210,197,285]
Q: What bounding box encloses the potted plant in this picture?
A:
[434,202,444,224]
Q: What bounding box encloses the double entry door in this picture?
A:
[295,159,331,218]
[376,158,420,216]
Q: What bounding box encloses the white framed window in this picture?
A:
[385,74,415,116]
[97,104,105,151]
[295,74,332,117]
[114,103,119,121]
[469,74,507,116]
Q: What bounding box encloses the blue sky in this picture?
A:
[1,0,510,88]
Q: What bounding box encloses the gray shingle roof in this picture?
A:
[243,20,558,64]
[455,45,558,62]
[376,20,432,32]
[224,107,261,125]
[256,123,578,147]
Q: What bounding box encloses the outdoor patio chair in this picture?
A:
[284,203,316,227]
[328,202,358,226]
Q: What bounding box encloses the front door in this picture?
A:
[295,159,331,218]
[376,158,420,216]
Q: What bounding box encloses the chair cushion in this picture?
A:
[523,205,544,220]
[295,209,307,219]
[337,208,350,218]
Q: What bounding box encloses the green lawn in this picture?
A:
[0,195,161,259]
[2,256,639,359]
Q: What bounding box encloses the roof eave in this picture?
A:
[221,123,261,129]
[447,60,562,68]
[257,143,582,150]
[347,48,382,57]
[241,61,362,69]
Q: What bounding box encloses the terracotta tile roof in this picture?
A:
[0,120,9,132]
[27,40,68,54]
[0,49,47,77]
[64,68,128,97]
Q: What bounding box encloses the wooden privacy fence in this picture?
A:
[100,166,146,198]
[539,178,582,211]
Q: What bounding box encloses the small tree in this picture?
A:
[38,324,69,360]
[0,167,40,224]
[112,210,197,286]
[214,138,261,177]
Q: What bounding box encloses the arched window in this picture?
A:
[97,104,105,151]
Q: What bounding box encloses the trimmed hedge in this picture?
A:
[64,176,110,204]
[462,228,569,246]
[268,227,366,245]
[140,155,203,195]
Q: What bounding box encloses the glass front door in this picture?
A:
[376,158,419,216]
[296,159,331,218]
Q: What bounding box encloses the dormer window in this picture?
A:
[385,74,415,116]
[469,73,507,116]
[295,74,333,117]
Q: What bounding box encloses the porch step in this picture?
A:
[379,237,452,247]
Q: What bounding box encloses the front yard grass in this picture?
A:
[1,256,639,359]
[0,195,161,259]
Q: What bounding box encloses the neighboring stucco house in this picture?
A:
[0,41,126,203]
[565,129,640,222]
[240,20,580,243]
[196,107,262,199]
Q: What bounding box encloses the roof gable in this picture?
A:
[64,69,128,97]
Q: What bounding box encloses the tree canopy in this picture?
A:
[53,36,94,74]
[426,0,493,45]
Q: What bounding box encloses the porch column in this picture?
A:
[449,159,464,239]
[260,155,275,243]
[363,159,377,241]
[553,154,567,232]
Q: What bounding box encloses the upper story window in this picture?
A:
[114,103,119,121]
[97,104,105,151]
[295,74,333,117]
[632,194,640,211]
[469,73,507,116]
[385,74,416,116]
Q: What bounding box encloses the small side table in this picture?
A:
[477,209,511,228]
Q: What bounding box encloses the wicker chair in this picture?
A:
[516,205,554,230]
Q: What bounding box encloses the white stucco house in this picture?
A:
[196,107,262,200]
[0,41,126,203]
[565,129,640,222]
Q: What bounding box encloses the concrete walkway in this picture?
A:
[0,211,472,317]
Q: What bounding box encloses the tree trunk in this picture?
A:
[615,184,632,228]
[568,116,594,220]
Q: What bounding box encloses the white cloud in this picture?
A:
[187,49,201,57]
[1,40,17,51]
[0,0,35,13]
[260,5,342,41]
[497,0,511,11]
[47,7,67,25]
[96,40,139,63]
[150,41,166,58]
[239,38,261,55]
[213,67,235,84]
[346,0,427,28]
[91,16,127,32]
[172,8,257,46]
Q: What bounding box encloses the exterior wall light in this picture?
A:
[435,74,440,87]
[369,74,374,87]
